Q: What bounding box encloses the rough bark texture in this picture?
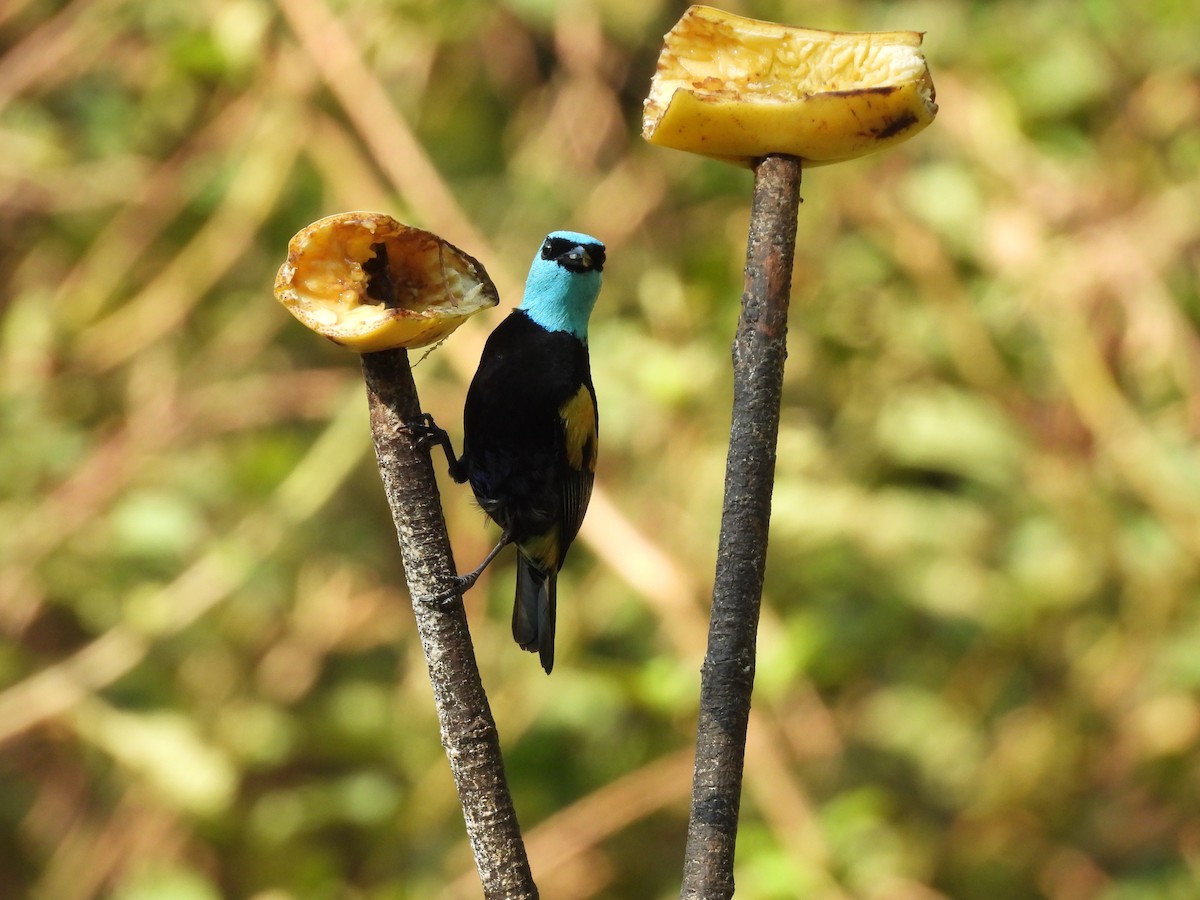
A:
[360,348,537,900]
[681,155,802,900]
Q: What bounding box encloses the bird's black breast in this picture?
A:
[461,310,594,539]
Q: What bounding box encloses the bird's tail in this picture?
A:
[513,554,556,674]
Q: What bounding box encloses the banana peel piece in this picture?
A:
[643,5,937,167]
[274,212,498,352]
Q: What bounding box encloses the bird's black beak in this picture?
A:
[560,245,591,271]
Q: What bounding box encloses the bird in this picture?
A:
[418,231,605,673]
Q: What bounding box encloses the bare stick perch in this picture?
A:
[643,10,937,896]
[274,214,535,898]
[362,348,538,900]
[681,155,801,899]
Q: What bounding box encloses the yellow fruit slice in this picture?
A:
[642,5,937,167]
[274,212,498,352]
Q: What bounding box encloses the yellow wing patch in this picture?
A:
[559,385,598,472]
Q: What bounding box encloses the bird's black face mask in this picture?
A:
[542,236,606,274]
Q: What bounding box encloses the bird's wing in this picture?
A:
[557,382,598,558]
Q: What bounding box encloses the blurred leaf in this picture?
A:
[73,702,238,816]
[876,386,1021,488]
[111,865,223,900]
[110,490,205,558]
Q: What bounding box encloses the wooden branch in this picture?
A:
[681,154,802,900]
[360,348,538,900]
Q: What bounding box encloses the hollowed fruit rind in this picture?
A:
[274,212,498,352]
[642,5,937,166]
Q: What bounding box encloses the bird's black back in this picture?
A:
[461,309,596,564]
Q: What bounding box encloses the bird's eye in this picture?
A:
[544,237,573,259]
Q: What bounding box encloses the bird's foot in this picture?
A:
[420,534,511,606]
[422,572,481,607]
[400,412,446,451]
[400,413,466,482]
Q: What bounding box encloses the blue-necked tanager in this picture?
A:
[420,231,605,673]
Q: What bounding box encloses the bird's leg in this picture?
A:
[402,413,467,483]
[457,529,514,593]
[428,529,513,604]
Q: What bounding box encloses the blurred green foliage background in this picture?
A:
[2,0,1200,897]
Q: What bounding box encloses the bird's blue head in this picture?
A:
[518,231,605,340]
